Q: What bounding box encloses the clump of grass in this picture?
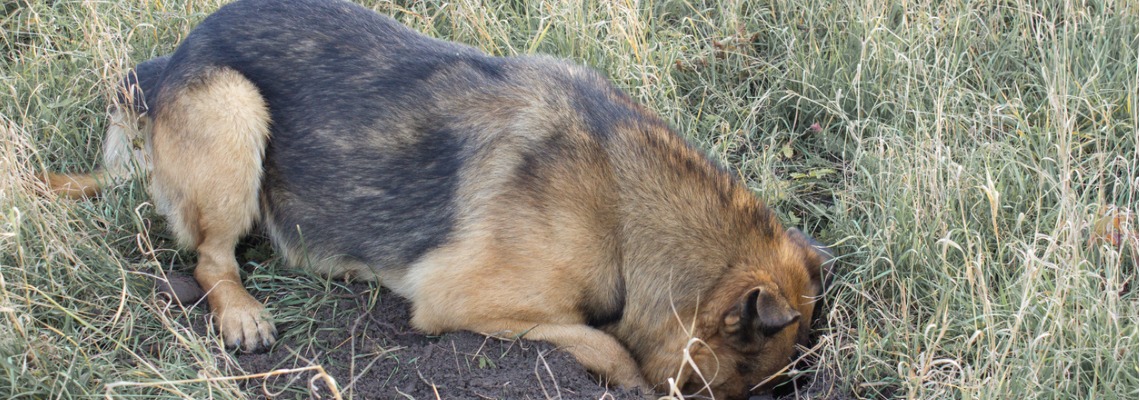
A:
[2,0,1136,399]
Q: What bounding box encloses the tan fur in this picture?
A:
[364,76,826,395]
[38,171,104,199]
[101,106,152,182]
[38,103,150,200]
[147,67,275,351]
[41,67,276,349]
[43,24,825,398]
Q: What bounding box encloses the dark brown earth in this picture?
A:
[235,282,642,399]
[162,271,842,399]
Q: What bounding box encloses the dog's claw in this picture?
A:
[211,289,276,353]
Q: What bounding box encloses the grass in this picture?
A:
[2,0,1137,398]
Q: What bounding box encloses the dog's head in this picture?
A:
[680,228,833,399]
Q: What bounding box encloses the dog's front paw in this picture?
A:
[209,288,277,352]
[604,364,652,392]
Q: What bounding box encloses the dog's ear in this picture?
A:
[787,228,834,296]
[723,286,801,338]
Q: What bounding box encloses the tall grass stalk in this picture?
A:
[2,0,1135,398]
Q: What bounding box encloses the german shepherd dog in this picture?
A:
[42,0,833,397]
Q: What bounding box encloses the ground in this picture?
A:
[4,1,1135,398]
[163,260,841,399]
[230,281,639,399]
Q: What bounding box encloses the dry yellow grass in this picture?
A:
[2,0,1136,398]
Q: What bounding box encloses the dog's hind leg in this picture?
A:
[150,66,274,351]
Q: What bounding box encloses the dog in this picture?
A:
[40,0,833,397]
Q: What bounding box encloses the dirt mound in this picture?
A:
[230,282,641,399]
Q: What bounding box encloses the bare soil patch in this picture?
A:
[166,259,839,399]
[225,281,641,399]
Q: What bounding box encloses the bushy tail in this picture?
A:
[37,106,151,199]
[38,56,169,199]
[38,171,109,199]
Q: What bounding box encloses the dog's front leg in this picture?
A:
[465,319,650,390]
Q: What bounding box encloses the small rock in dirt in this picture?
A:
[155,273,205,304]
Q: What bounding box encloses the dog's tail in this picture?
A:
[38,107,148,199]
[39,56,169,199]
[39,171,109,199]
[38,102,151,199]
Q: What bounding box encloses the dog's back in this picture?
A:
[155,0,664,278]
